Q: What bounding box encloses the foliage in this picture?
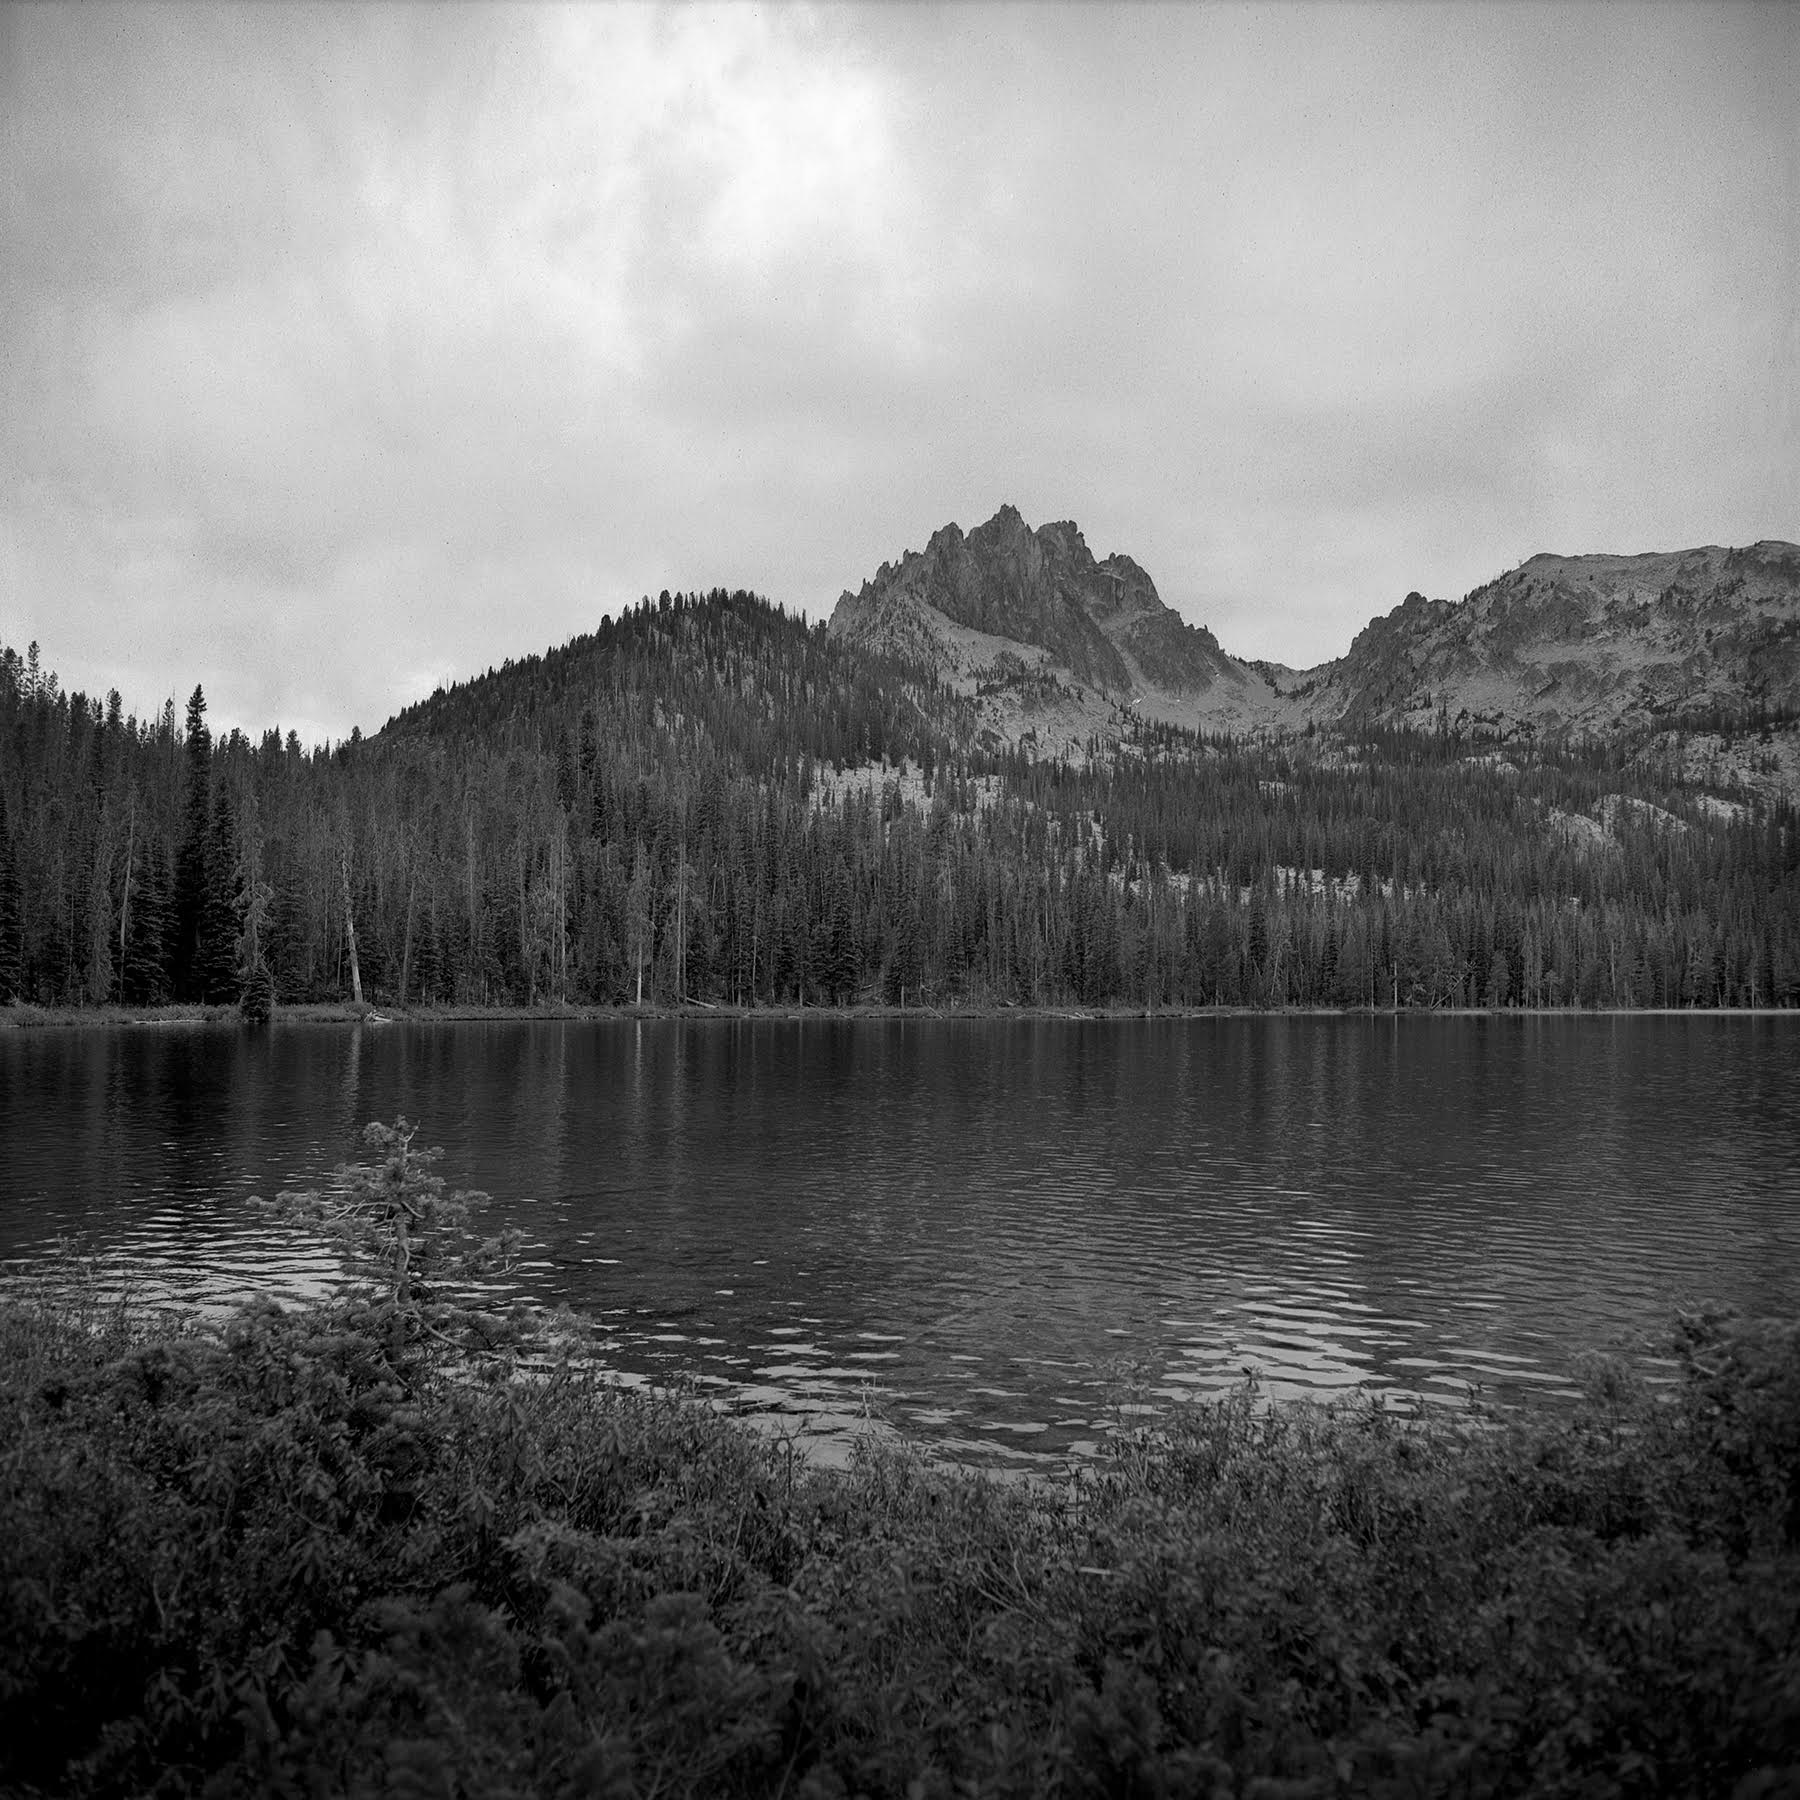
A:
[2,1122,1798,1796]
[265,1118,529,1385]
[236,965,273,1023]
[2,613,1796,1017]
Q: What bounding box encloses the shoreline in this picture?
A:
[2,997,1793,1030]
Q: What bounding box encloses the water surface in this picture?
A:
[3,1015,1795,1466]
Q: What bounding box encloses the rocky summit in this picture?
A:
[828,505,1280,749]
[830,509,1800,768]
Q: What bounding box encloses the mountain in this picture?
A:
[830,509,1800,759]
[828,504,1284,749]
[7,569,1799,1017]
[1283,541,1800,739]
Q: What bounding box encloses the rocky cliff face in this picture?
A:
[828,505,1280,744]
[833,510,1800,752]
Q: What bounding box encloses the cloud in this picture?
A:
[2,3,925,730]
[2,1,1794,728]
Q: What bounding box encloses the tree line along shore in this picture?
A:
[3,1120,1797,1798]
[3,596,1797,1023]
[4,997,1798,1033]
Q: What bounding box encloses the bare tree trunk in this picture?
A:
[518,834,532,1006]
[465,807,479,1000]
[341,847,364,1006]
[117,796,135,1002]
[399,870,417,1006]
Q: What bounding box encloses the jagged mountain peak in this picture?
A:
[829,506,1269,750]
[831,510,1800,760]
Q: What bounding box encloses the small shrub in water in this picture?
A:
[264,1117,529,1385]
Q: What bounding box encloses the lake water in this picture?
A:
[2,1015,1796,1468]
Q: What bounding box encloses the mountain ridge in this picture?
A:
[7,561,1798,1019]
[828,508,1800,752]
[1294,538,1800,738]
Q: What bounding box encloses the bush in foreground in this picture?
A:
[2,1129,1797,1797]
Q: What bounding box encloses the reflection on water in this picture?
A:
[2,1016,1796,1468]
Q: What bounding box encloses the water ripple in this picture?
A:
[2,1015,1797,1467]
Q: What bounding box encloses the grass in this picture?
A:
[3,1126,1797,1796]
[0,1001,234,1029]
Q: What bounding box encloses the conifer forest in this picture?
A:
[3,589,1797,1015]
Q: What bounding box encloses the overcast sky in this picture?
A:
[3,2,1796,743]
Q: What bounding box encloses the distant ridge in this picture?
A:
[1286,540,1800,738]
[830,508,1800,747]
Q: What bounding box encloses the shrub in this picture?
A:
[2,1126,1797,1796]
[263,1118,530,1388]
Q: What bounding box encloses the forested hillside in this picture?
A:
[3,589,1797,1014]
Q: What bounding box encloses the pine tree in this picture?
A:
[121,836,174,1005]
[0,785,24,1003]
[197,783,244,1002]
[172,686,212,999]
[819,855,856,1002]
[4,611,1797,1020]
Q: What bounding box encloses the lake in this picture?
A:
[2,1014,1796,1467]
